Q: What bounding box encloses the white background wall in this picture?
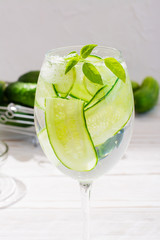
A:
[0,0,159,83]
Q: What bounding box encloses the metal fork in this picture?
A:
[0,103,36,136]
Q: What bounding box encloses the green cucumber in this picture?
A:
[131,81,140,92]
[5,82,36,107]
[85,76,133,146]
[18,71,40,83]
[45,98,98,171]
[35,76,57,110]
[0,81,6,104]
[134,76,159,113]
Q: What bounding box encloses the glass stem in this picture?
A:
[79,182,92,240]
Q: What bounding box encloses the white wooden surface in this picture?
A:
[0,103,160,240]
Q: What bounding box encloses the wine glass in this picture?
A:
[34,46,134,239]
[0,141,26,208]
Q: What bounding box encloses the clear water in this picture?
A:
[35,106,133,182]
[34,47,134,182]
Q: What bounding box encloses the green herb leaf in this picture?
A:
[80,44,97,59]
[69,51,77,54]
[65,56,79,74]
[104,57,126,82]
[65,51,78,60]
[82,62,103,85]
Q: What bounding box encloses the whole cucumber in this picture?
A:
[134,77,159,113]
[0,81,6,104]
[131,81,140,92]
[5,82,36,107]
[18,71,40,83]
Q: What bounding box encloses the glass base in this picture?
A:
[0,174,26,208]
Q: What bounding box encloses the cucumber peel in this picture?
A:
[5,82,36,107]
[0,81,6,103]
[85,76,133,146]
[35,76,57,110]
[45,98,98,171]
[18,71,40,83]
[85,78,119,110]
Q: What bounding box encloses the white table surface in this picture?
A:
[0,103,160,240]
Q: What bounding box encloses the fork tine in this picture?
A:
[5,110,34,120]
[8,103,34,114]
[0,103,34,125]
[0,103,36,136]
[0,114,34,125]
[0,106,8,111]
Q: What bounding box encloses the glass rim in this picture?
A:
[45,45,122,61]
[0,141,9,158]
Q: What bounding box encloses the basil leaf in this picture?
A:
[65,51,78,60]
[104,58,126,82]
[80,44,97,59]
[65,56,79,74]
[69,51,77,54]
[82,62,103,85]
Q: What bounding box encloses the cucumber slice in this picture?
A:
[85,78,119,110]
[54,67,75,97]
[45,98,98,171]
[83,77,102,96]
[35,76,57,110]
[86,55,103,62]
[41,57,75,97]
[70,57,116,101]
[84,60,117,97]
[38,128,59,166]
[69,63,92,102]
[85,76,133,146]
